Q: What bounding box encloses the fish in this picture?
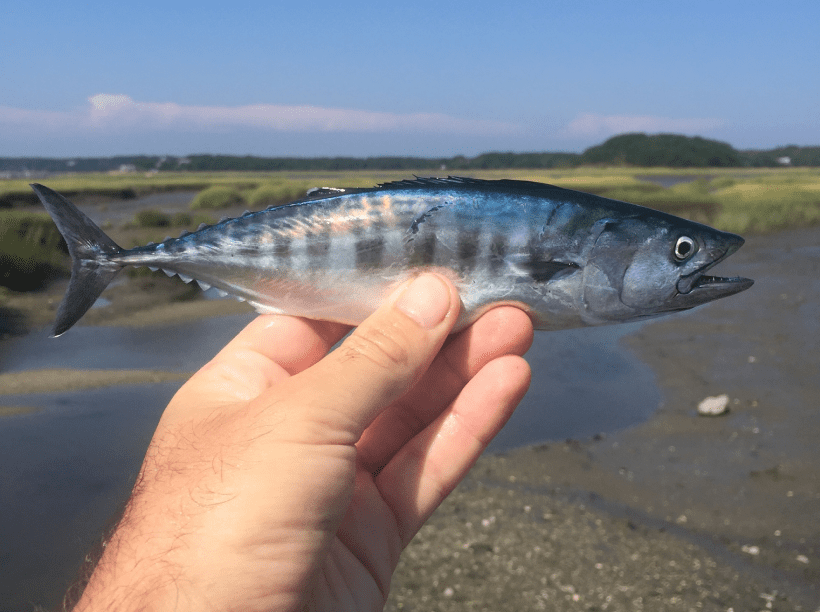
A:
[30,178,753,337]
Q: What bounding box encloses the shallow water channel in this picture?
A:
[0,316,659,608]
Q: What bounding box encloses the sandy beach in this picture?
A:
[1,224,818,611]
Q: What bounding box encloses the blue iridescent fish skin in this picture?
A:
[30,178,753,337]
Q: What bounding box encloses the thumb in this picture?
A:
[269,273,460,440]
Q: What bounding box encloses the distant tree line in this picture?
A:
[3,134,820,175]
[581,134,742,167]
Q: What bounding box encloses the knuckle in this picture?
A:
[340,322,411,371]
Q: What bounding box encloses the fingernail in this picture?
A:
[395,274,451,329]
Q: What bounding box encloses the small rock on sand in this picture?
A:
[697,393,730,416]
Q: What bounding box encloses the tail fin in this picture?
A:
[30,184,124,337]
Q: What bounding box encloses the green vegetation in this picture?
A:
[712,173,820,233]
[171,212,193,226]
[133,209,172,228]
[741,145,820,167]
[0,210,67,290]
[582,134,742,167]
[0,155,169,174]
[3,167,818,236]
[189,186,245,210]
[245,176,381,208]
[569,169,820,234]
[0,173,214,207]
[247,182,310,208]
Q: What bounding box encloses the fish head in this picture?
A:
[580,215,753,324]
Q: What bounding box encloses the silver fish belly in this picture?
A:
[31,178,753,337]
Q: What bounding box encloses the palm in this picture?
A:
[310,475,403,611]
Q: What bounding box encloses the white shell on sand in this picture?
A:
[697,394,730,416]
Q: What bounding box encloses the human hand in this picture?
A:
[72,274,533,612]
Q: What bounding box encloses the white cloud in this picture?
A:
[1,94,520,137]
[560,113,723,140]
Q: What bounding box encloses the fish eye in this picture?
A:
[673,236,696,261]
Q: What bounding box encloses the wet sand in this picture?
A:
[1,224,818,610]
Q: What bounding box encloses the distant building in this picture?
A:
[777,156,792,165]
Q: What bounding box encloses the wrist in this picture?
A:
[72,519,197,611]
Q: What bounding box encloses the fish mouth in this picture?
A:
[672,236,753,307]
[679,273,754,299]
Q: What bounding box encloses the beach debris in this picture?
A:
[796,554,809,564]
[697,393,730,416]
[741,544,760,555]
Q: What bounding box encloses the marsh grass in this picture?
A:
[713,174,820,233]
[3,167,819,237]
[247,182,311,208]
[171,212,193,226]
[190,186,245,210]
[0,210,67,290]
[133,209,172,228]
[0,172,264,207]
[527,169,820,233]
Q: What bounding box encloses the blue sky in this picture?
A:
[1,0,817,157]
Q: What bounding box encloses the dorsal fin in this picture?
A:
[306,186,347,198]
[252,176,580,209]
[376,176,570,195]
[290,177,574,203]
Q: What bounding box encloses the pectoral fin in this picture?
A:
[522,260,580,283]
